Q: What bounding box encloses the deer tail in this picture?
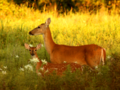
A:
[101,48,106,65]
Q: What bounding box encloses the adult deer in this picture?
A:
[29,18,106,69]
[24,43,82,76]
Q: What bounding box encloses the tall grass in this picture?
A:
[0,1,120,90]
[1,12,120,55]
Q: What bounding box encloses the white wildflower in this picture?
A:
[98,72,102,75]
[41,59,47,65]
[63,61,66,63]
[40,67,44,71]
[41,44,44,47]
[29,44,33,47]
[37,72,42,76]
[74,61,78,64]
[107,55,111,59]
[16,55,19,58]
[30,58,39,63]
[45,69,49,73]
[95,66,98,69]
[2,71,7,74]
[3,66,7,69]
[0,68,2,71]
[19,67,24,71]
[24,64,33,71]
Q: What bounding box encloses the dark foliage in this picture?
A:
[7,0,120,14]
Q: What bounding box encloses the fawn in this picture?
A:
[24,43,82,76]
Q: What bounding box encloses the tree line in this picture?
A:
[9,0,120,14]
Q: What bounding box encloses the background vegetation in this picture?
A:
[0,0,120,90]
[6,0,120,15]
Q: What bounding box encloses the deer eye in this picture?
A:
[35,49,37,51]
[29,50,31,51]
[38,26,40,28]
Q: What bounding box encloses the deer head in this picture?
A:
[29,18,51,35]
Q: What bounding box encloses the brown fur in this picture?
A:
[24,43,82,76]
[29,18,106,69]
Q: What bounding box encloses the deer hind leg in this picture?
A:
[87,55,101,69]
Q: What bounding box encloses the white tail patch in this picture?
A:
[100,48,104,65]
[103,48,106,51]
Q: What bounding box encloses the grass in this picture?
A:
[0,1,120,90]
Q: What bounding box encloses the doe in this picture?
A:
[29,18,106,69]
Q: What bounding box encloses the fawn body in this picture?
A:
[24,43,82,76]
[29,18,106,69]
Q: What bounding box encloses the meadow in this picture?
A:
[0,1,120,90]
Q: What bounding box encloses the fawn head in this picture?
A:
[29,18,51,35]
[24,43,41,57]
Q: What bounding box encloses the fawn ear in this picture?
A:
[45,18,51,27]
[24,43,30,50]
[36,44,41,50]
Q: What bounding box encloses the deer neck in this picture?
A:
[43,28,55,54]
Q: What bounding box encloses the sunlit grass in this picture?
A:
[1,12,120,56]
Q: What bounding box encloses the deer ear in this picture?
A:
[36,44,41,50]
[45,18,51,27]
[24,43,30,50]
